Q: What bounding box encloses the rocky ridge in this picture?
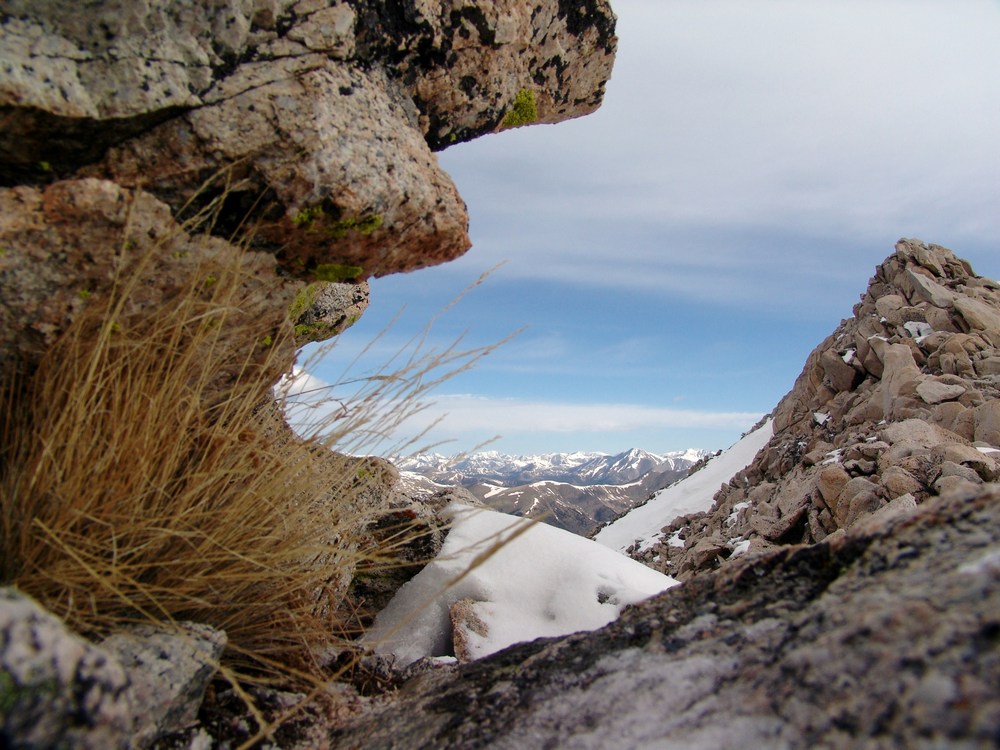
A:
[634,240,1000,579]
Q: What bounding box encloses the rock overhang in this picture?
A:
[0,0,617,368]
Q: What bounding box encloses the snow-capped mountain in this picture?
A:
[397,448,705,537]
[594,421,774,554]
[395,448,702,488]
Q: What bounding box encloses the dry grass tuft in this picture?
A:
[0,215,503,686]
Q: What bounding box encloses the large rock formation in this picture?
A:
[638,239,1000,579]
[0,3,618,746]
[1,0,617,375]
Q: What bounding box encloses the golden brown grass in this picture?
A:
[0,213,502,688]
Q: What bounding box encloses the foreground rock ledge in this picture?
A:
[332,484,1000,749]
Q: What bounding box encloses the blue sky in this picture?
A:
[304,0,1000,457]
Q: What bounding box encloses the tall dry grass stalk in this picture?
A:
[0,202,504,686]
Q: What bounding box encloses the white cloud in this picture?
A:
[280,368,765,455]
[439,0,1000,301]
[394,394,763,437]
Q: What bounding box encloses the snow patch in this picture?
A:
[821,449,843,465]
[726,501,751,526]
[904,321,934,341]
[666,529,685,548]
[364,503,676,665]
[729,539,751,558]
[482,484,507,500]
[595,420,774,554]
[958,548,1000,577]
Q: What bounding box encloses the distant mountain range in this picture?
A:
[396,448,705,537]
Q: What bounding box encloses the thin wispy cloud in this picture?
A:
[402,395,764,436]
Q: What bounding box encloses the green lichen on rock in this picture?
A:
[292,207,383,239]
[288,283,322,322]
[502,88,538,129]
[0,670,58,714]
[292,205,325,229]
[313,263,364,283]
[328,214,383,239]
[293,322,332,341]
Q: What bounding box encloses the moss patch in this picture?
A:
[288,283,323,322]
[0,671,58,714]
[291,207,383,239]
[502,88,538,129]
[327,214,383,239]
[292,205,325,229]
[313,263,364,283]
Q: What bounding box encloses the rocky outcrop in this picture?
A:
[639,240,1000,578]
[330,483,1000,748]
[0,588,224,749]
[0,2,618,742]
[0,0,617,373]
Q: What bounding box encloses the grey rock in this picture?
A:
[881,465,924,498]
[904,267,957,308]
[0,588,133,749]
[974,400,1000,447]
[955,296,1000,338]
[100,622,226,746]
[816,464,850,506]
[879,344,922,417]
[292,280,370,344]
[937,460,983,484]
[916,377,967,404]
[332,488,1000,749]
